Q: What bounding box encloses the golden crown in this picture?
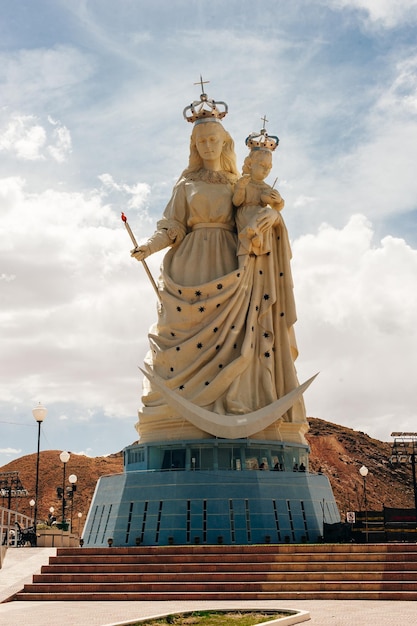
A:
[245,117,279,152]
[183,76,228,124]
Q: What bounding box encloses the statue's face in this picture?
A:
[194,123,225,163]
[250,150,272,182]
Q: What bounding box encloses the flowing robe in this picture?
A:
[137,174,306,443]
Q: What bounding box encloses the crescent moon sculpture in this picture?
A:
[140,366,318,439]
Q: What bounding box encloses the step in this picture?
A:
[39,560,417,574]
[32,570,417,584]
[19,580,417,593]
[13,543,417,603]
[14,590,417,602]
[56,543,417,556]
[46,551,417,565]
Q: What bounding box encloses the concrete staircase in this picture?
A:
[14,543,417,601]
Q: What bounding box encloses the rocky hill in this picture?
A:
[0,450,123,531]
[1,417,415,529]
[306,417,415,514]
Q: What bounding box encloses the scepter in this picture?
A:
[121,212,161,302]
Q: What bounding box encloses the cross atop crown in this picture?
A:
[245,115,279,152]
[183,75,228,124]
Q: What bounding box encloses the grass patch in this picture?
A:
[132,609,290,625]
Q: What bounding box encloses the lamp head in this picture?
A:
[359,465,369,477]
[32,402,47,423]
[60,451,70,464]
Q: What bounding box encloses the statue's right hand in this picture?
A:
[131,245,150,261]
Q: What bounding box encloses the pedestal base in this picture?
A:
[83,439,340,546]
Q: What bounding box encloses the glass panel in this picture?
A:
[217,447,232,470]
[190,449,200,470]
[271,450,284,471]
[200,448,213,470]
[161,449,186,470]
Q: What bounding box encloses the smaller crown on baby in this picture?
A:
[183,75,228,124]
[245,117,279,152]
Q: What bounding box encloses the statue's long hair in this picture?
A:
[180,122,239,180]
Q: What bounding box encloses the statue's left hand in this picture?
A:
[261,189,284,209]
[256,207,279,233]
[269,189,283,204]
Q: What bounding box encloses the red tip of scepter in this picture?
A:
[121,212,127,222]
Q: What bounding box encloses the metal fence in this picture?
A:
[1,506,33,552]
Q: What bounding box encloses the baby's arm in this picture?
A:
[233,174,251,207]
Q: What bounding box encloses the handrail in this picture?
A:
[0,506,34,560]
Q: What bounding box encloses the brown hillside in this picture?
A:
[306,417,415,515]
[0,450,123,530]
[1,417,415,528]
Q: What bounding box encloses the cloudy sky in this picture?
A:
[1,0,417,467]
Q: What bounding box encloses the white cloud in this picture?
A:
[293,215,417,440]
[47,124,72,162]
[98,173,151,211]
[0,176,153,425]
[0,273,16,282]
[377,54,417,117]
[329,0,417,28]
[0,115,46,160]
[0,115,72,162]
[0,447,21,455]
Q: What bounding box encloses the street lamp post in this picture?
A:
[59,451,70,528]
[77,511,83,536]
[32,402,47,541]
[29,499,35,526]
[359,465,369,543]
[68,474,77,532]
[48,506,56,525]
